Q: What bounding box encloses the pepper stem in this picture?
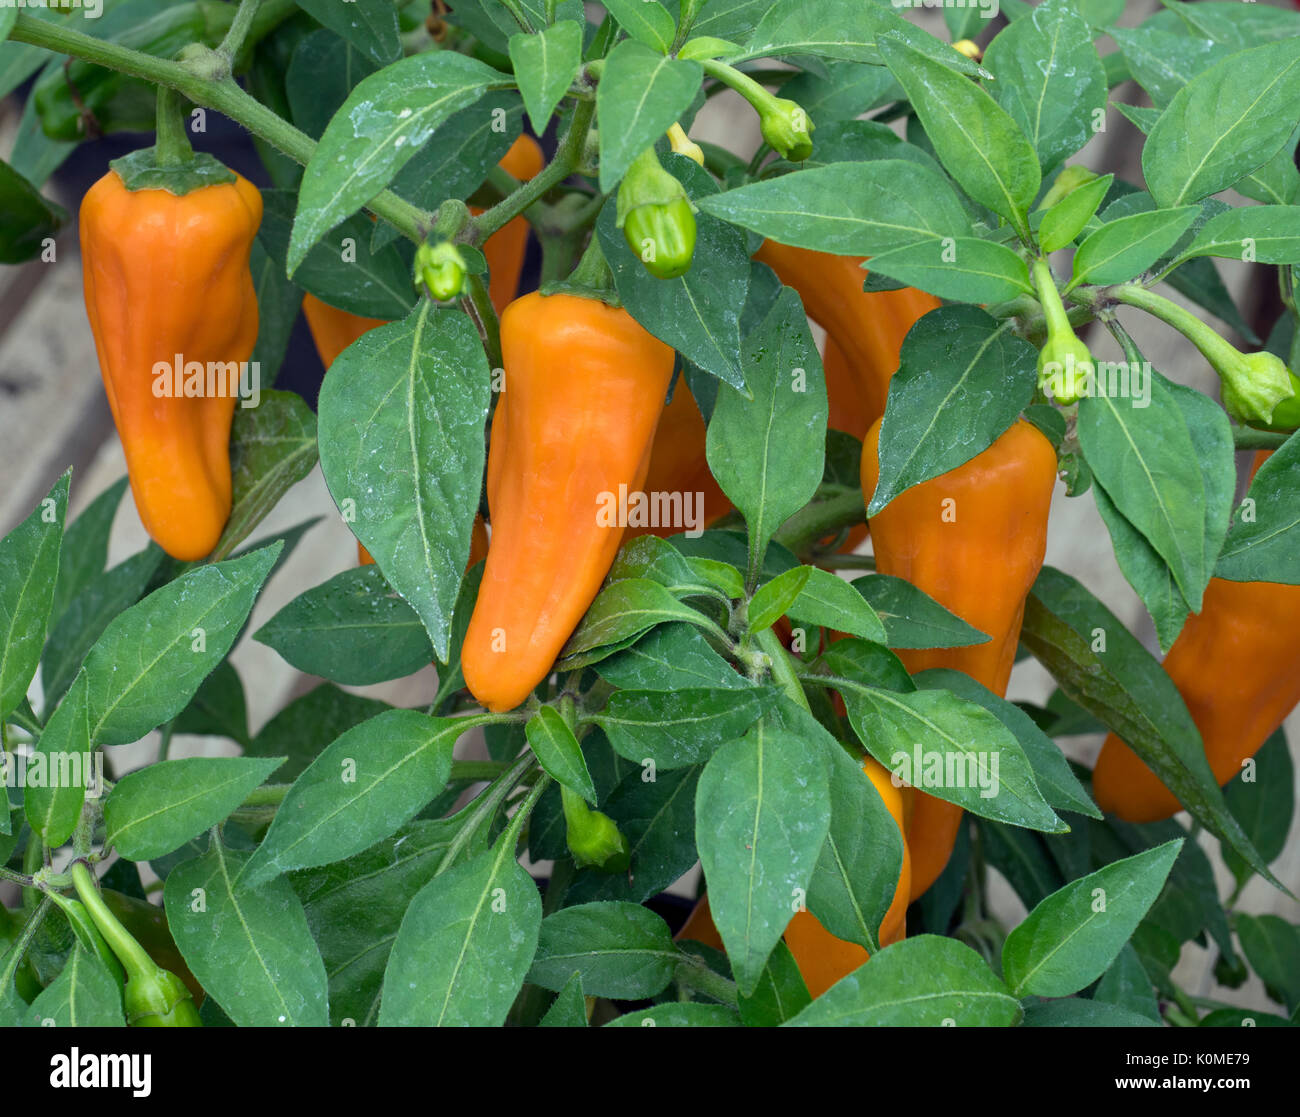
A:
[69,860,155,980]
[540,232,619,305]
[153,85,193,168]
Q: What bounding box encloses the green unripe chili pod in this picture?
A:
[617,147,697,280]
[415,241,468,302]
[759,97,814,162]
[1032,257,1094,405]
[69,862,201,1028]
[560,786,631,873]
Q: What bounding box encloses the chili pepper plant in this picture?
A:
[0,0,1298,1030]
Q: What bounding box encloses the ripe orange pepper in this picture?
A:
[754,241,941,438]
[861,417,1057,898]
[81,165,262,561]
[461,291,675,712]
[623,378,731,540]
[1092,451,1300,822]
[677,756,909,998]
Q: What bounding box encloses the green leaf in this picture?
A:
[293,815,469,1025]
[913,669,1099,820]
[377,92,527,253]
[379,832,541,1025]
[288,51,502,273]
[1237,914,1300,1014]
[1022,998,1160,1027]
[285,28,379,140]
[594,623,748,692]
[49,478,127,629]
[697,161,971,256]
[748,566,811,632]
[526,706,596,802]
[240,710,463,886]
[245,683,389,784]
[783,936,1022,1026]
[597,156,750,389]
[294,0,399,66]
[1002,840,1182,997]
[1038,173,1113,254]
[1076,367,1214,610]
[840,686,1064,832]
[1022,567,1280,886]
[1222,730,1293,889]
[317,304,490,659]
[23,673,92,847]
[786,567,887,644]
[0,157,67,264]
[23,946,123,1028]
[79,545,280,746]
[596,40,701,192]
[0,472,67,720]
[867,307,1037,514]
[538,972,587,1027]
[706,287,827,578]
[605,1003,739,1026]
[738,939,811,1027]
[851,574,991,651]
[732,0,984,73]
[878,35,1040,233]
[559,577,715,668]
[863,238,1033,304]
[1110,26,1225,110]
[600,0,674,52]
[1175,204,1300,267]
[253,565,433,685]
[800,707,902,953]
[1070,207,1200,288]
[1093,942,1161,1023]
[1143,37,1300,209]
[509,21,584,133]
[1215,432,1300,583]
[1089,369,1234,650]
[105,756,282,861]
[527,902,678,999]
[982,0,1108,174]
[164,836,329,1026]
[695,720,830,995]
[40,545,163,713]
[210,390,318,562]
[595,686,774,770]
[172,660,250,746]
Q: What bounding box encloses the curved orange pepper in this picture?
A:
[861,417,1057,898]
[1093,453,1300,821]
[80,166,262,561]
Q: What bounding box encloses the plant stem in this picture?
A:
[474,97,596,242]
[219,0,264,61]
[1112,284,1246,373]
[754,627,809,712]
[70,861,154,977]
[461,272,503,371]
[676,956,739,1007]
[0,897,49,991]
[153,86,193,166]
[772,488,865,556]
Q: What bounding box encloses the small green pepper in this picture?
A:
[561,786,631,873]
[617,147,697,280]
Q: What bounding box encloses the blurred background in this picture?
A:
[1,0,1296,1013]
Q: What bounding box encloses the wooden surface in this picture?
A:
[1,1,1295,1015]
